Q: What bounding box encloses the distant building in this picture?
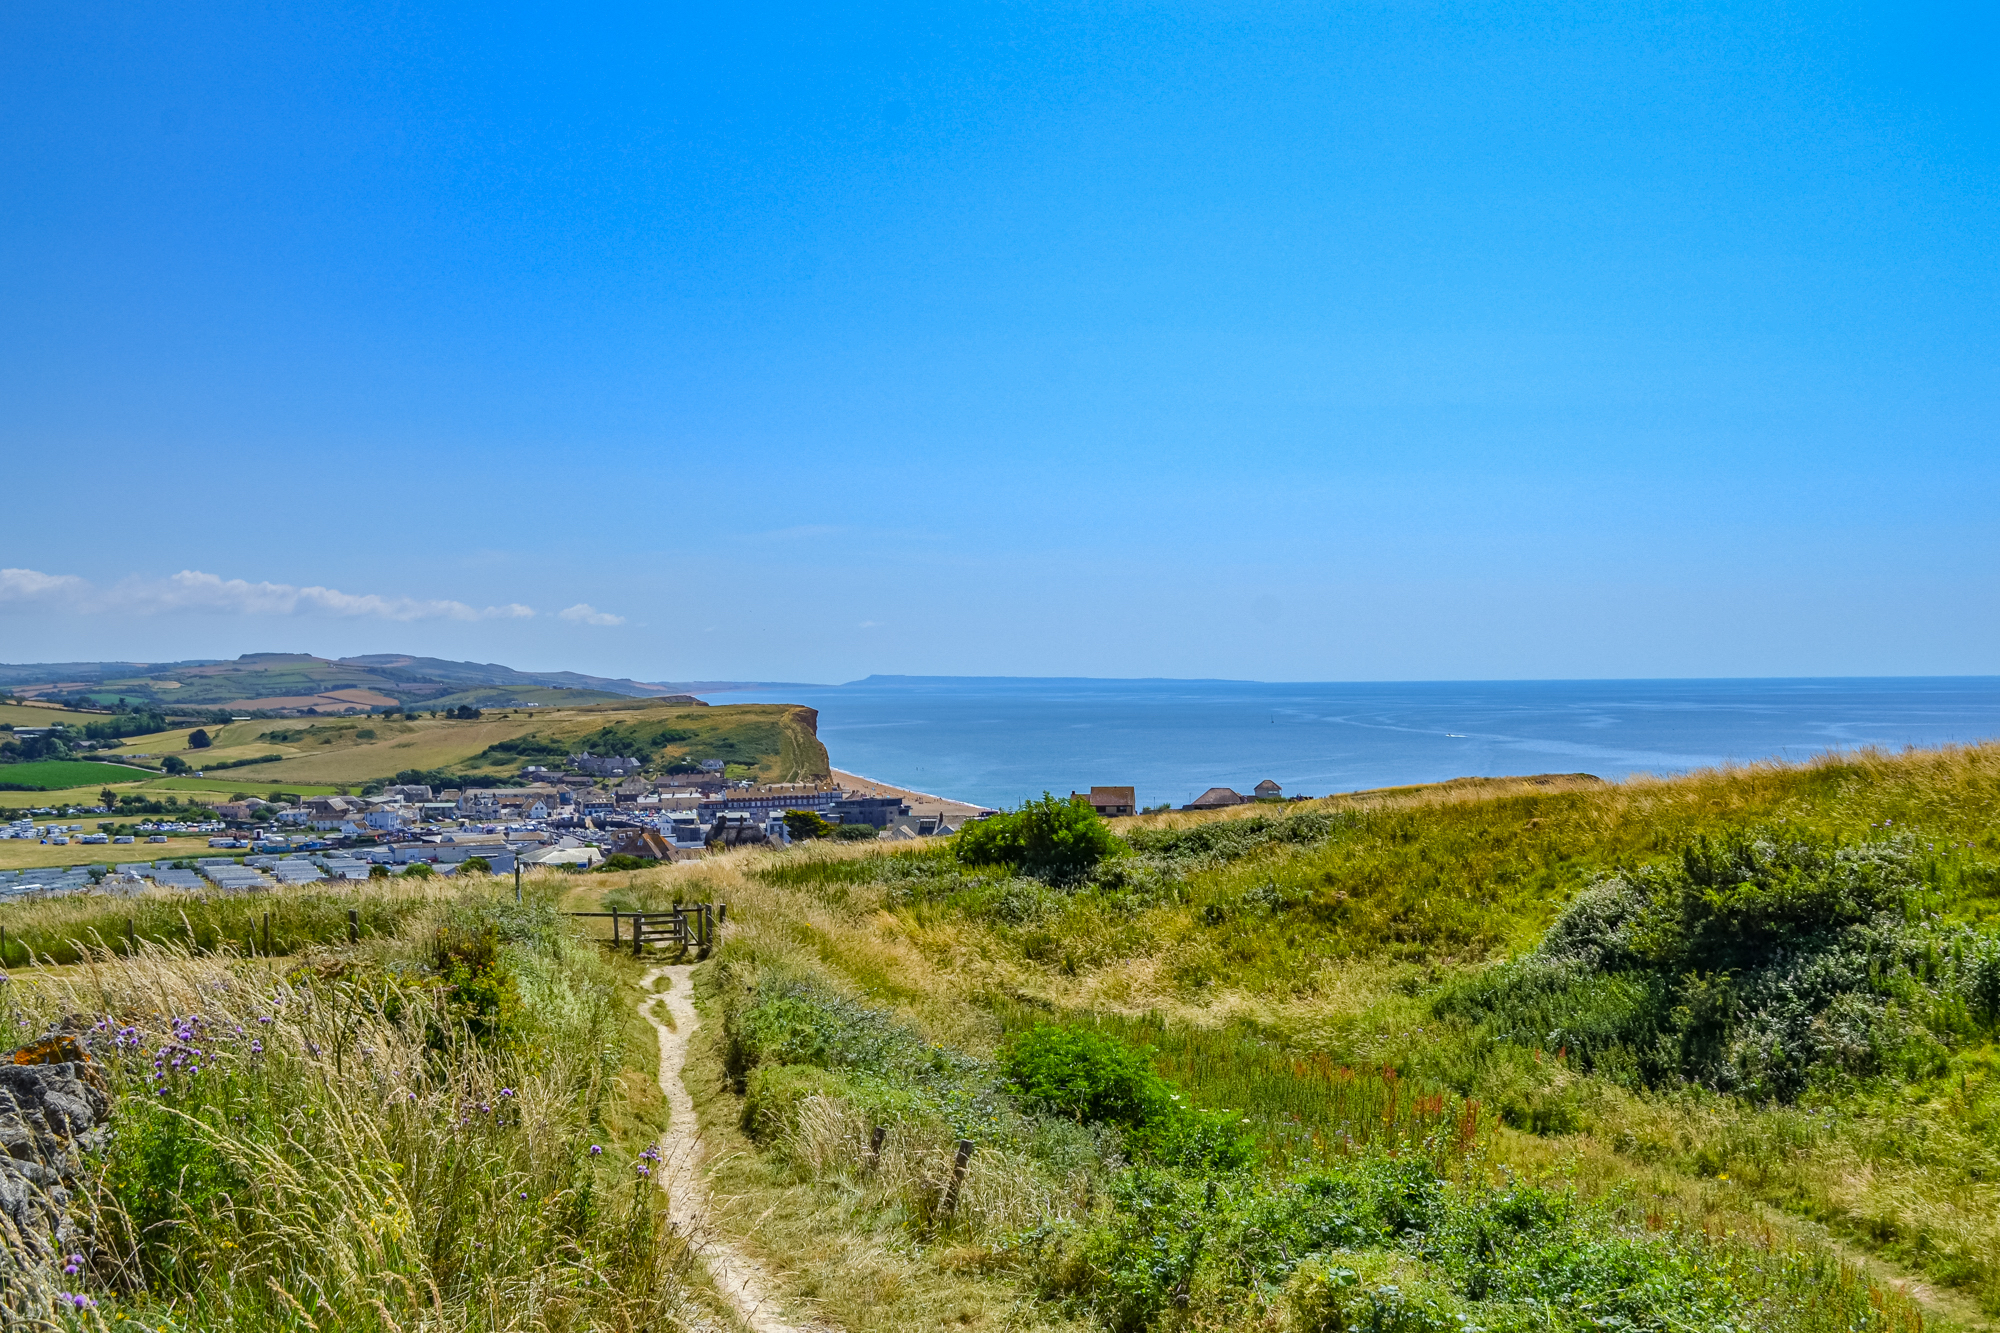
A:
[706,811,772,847]
[1183,787,1245,810]
[1073,786,1136,818]
[458,786,561,820]
[887,812,956,839]
[828,795,909,828]
[610,828,677,861]
[1253,780,1282,799]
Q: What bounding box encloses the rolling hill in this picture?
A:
[0,652,713,711]
[107,697,830,787]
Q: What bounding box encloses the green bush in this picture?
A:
[595,853,652,872]
[783,809,834,840]
[1002,1024,1171,1128]
[1001,1024,1252,1170]
[1440,832,1993,1100]
[830,822,878,841]
[431,919,520,1041]
[954,793,1123,882]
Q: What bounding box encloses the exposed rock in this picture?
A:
[0,1037,111,1269]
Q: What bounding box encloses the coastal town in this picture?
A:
[1,755,1298,899]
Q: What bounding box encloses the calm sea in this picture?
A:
[697,677,2000,812]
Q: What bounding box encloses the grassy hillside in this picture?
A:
[579,746,2000,1333]
[19,698,828,787]
[3,650,689,708]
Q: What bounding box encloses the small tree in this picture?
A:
[187,728,212,750]
[99,788,117,808]
[783,809,834,841]
[462,856,492,875]
[953,793,1122,881]
[161,756,189,775]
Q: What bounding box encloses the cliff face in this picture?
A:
[778,707,832,782]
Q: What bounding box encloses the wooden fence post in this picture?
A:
[868,1125,887,1171]
[611,910,620,945]
[632,916,643,959]
[941,1139,975,1219]
[127,918,136,955]
[348,908,359,944]
[263,912,271,956]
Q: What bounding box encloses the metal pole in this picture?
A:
[514,861,522,903]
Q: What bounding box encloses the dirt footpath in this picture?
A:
[641,963,813,1333]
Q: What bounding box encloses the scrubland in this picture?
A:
[10,744,2000,1332]
[599,745,2000,1333]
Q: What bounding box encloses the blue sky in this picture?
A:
[3,2,1995,684]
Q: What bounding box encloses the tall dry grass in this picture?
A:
[0,888,703,1331]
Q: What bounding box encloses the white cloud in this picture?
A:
[0,567,535,622]
[0,568,89,600]
[559,603,625,626]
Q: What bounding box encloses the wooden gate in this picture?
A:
[569,904,725,958]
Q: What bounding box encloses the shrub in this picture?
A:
[783,809,834,840]
[596,853,652,872]
[1001,1024,1252,1170]
[462,855,493,875]
[830,822,878,841]
[955,793,1123,882]
[1003,1024,1172,1128]
[187,728,212,749]
[1439,832,1990,1100]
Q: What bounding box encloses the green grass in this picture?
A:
[0,876,702,1328]
[0,758,163,790]
[660,745,2000,1331]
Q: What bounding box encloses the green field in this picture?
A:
[10,697,826,789]
[0,701,101,729]
[623,745,2000,1333]
[0,774,346,811]
[0,759,165,791]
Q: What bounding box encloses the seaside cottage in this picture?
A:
[1183,787,1245,810]
[1073,786,1136,817]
